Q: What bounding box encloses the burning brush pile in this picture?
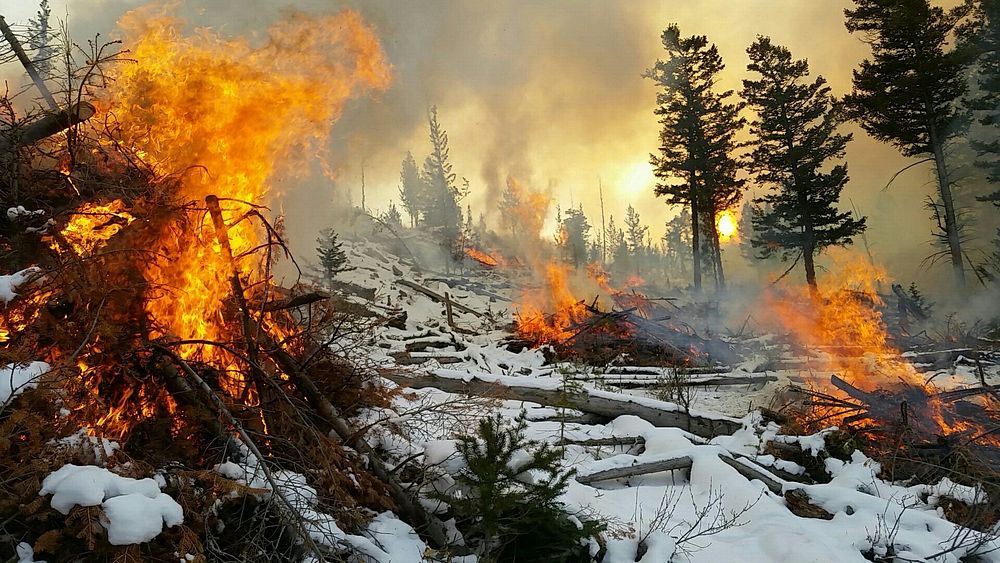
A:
[765,255,1000,490]
[0,7,448,562]
[511,262,734,367]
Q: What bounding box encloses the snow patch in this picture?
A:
[39,464,183,545]
[0,361,49,405]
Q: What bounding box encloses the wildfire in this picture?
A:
[717,209,738,242]
[99,6,391,385]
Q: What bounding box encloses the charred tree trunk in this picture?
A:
[707,208,725,290]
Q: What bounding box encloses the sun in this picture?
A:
[620,160,654,197]
[717,210,738,242]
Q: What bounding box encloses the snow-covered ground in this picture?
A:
[325,232,1000,562]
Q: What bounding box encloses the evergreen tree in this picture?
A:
[27,0,55,76]
[397,151,425,227]
[624,204,649,275]
[662,209,692,279]
[434,413,602,561]
[742,36,867,289]
[421,106,464,237]
[559,206,592,270]
[382,203,403,231]
[497,178,521,239]
[646,24,746,292]
[845,0,973,288]
[315,228,351,291]
[961,0,1000,203]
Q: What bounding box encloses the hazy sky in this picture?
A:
[1,0,988,292]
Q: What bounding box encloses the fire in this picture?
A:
[46,200,135,255]
[464,247,501,267]
[717,209,738,242]
[515,263,588,344]
[99,6,391,384]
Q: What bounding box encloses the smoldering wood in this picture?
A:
[380,371,743,439]
[262,291,330,312]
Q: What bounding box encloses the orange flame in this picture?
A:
[46,200,135,255]
[100,6,391,382]
[464,247,501,267]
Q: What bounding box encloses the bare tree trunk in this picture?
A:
[690,175,702,292]
[928,125,965,290]
[707,209,725,290]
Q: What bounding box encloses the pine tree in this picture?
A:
[382,203,403,231]
[397,151,425,227]
[497,178,521,239]
[421,106,463,237]
[624,204,649,275]
[27,0,55,76]
[559,206,591,270]
[742,36,867,289]
[662,210,692,278]
[646,24,746,292]
[845,0,973,288]
[961,0,1000,204]
[315,228,351,291]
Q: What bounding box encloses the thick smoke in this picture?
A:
[2,0,994,309]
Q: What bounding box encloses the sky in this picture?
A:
[1,0,990,295]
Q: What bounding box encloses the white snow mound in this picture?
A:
[39,464,183,545]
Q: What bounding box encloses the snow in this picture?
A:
[15,543,45,563]
[6,206,45,221]
[39,464,183,545]
[0,267,40,304]
[0,361,49,405]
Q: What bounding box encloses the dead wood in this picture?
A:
[783,488,834,520]
[395,279,482,317]
[575,452,786,495]
[575,456,693,485]
[381,371,743,439]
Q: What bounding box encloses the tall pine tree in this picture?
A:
[421,106,464,237]
[845,0,972,288]
[646,24,745,292]
[961,0,1000,204]
[742,36,867,289]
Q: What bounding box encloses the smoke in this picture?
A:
[2,0,996,312]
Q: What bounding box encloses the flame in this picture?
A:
[99,6,390,384]
[765,250,1000,446]
[514,263,588,344]
[46,200,135,255]
[464,247,501,267]
[717,209,738,242]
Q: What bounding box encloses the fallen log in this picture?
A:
[395,279,482,317]
[0,102,96,151]
[575,452,785,494]
[382,369,743,439]
[571,374,777,389]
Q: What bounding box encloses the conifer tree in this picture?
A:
[397,152,424,227]
[962,0,1000,203]
[646,24,746,291]
[559,206,591,270]
[845,0,972,288]
[742,36,867,289]
[315,228,351,291]
[624,204,649,274]
[421,106,464,237]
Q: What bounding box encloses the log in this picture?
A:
[382,370,743,439]
[576,456,693,485]
[571,374,777,389]
[555,436,646,450]
[575,453,785,494]
[395,279,482,317]
[0,102,96,151]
